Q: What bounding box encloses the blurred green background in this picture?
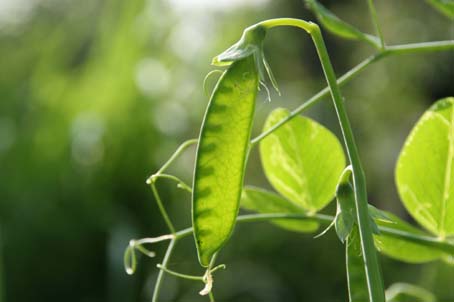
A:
[0,0,452,301]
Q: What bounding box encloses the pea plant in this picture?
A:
[124,1,454,301]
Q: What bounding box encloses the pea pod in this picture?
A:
[335,168,370,301]
[192,56,259,267]
[346,227,369,302]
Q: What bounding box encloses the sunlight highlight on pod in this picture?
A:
[192,55,259,267]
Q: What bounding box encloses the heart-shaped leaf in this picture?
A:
[396,97,454,238]
[260,108,346,213]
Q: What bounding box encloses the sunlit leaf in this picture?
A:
[241,186,319,233]
[374,211,445,263]
[306,0,380,48]
[396,97,454,238]
[192,56,259,267]
[260,108,346,212]
[426,0,454,19]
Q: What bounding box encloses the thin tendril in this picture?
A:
[157,264,204,281]
[259,81,272,103]
[203,70,224,97]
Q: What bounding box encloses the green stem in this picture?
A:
[148,174,192,193]
[135,244,156,257]
[157,264,204,281]
[209,291,215,302]
[147,211,454,301]
[250,53,382,146]
[250,39,454,146]
[366,0,385,49]
[310,24,385,302]
[134,234,175,245]
[147,139,198,235]
[156,139,198,175]
[386,41,454,55]
[151,183,176,234]
[210,264,226,274]
[171,213,454,254]
[152,239,177,302]
[255,19,386,300]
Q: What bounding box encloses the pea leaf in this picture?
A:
[260,108,346,213]
[426,0,454,19]
[385,283,436,302]
[241,186,319,233]
[306,0,380,48]
[396,97,454,238]
[192,56,259,267]
[373,211,445,263]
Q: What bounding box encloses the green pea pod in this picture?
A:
[192,56,259,267]
[346,227,369,302]
[336,168,372,301]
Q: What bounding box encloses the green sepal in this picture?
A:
[335,182,356,243]
[332,167,390,242]
[332,167,355,243]
[212,24,280,94]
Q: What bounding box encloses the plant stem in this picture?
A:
[171,213,454,254]
[148,139,198,235]
[310,24,385,302]
[385,41,454,55]
[366,0,385,49]
[250,39,454,146]
[148,211,454,300]
[209,291,215,302]
[156,139,198,175]
[134,234,175,245]
[253,19,387,299]
[152,239,176,302]
[151,183,176,234]
[148,174,192,193]
[157,264,204,281]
